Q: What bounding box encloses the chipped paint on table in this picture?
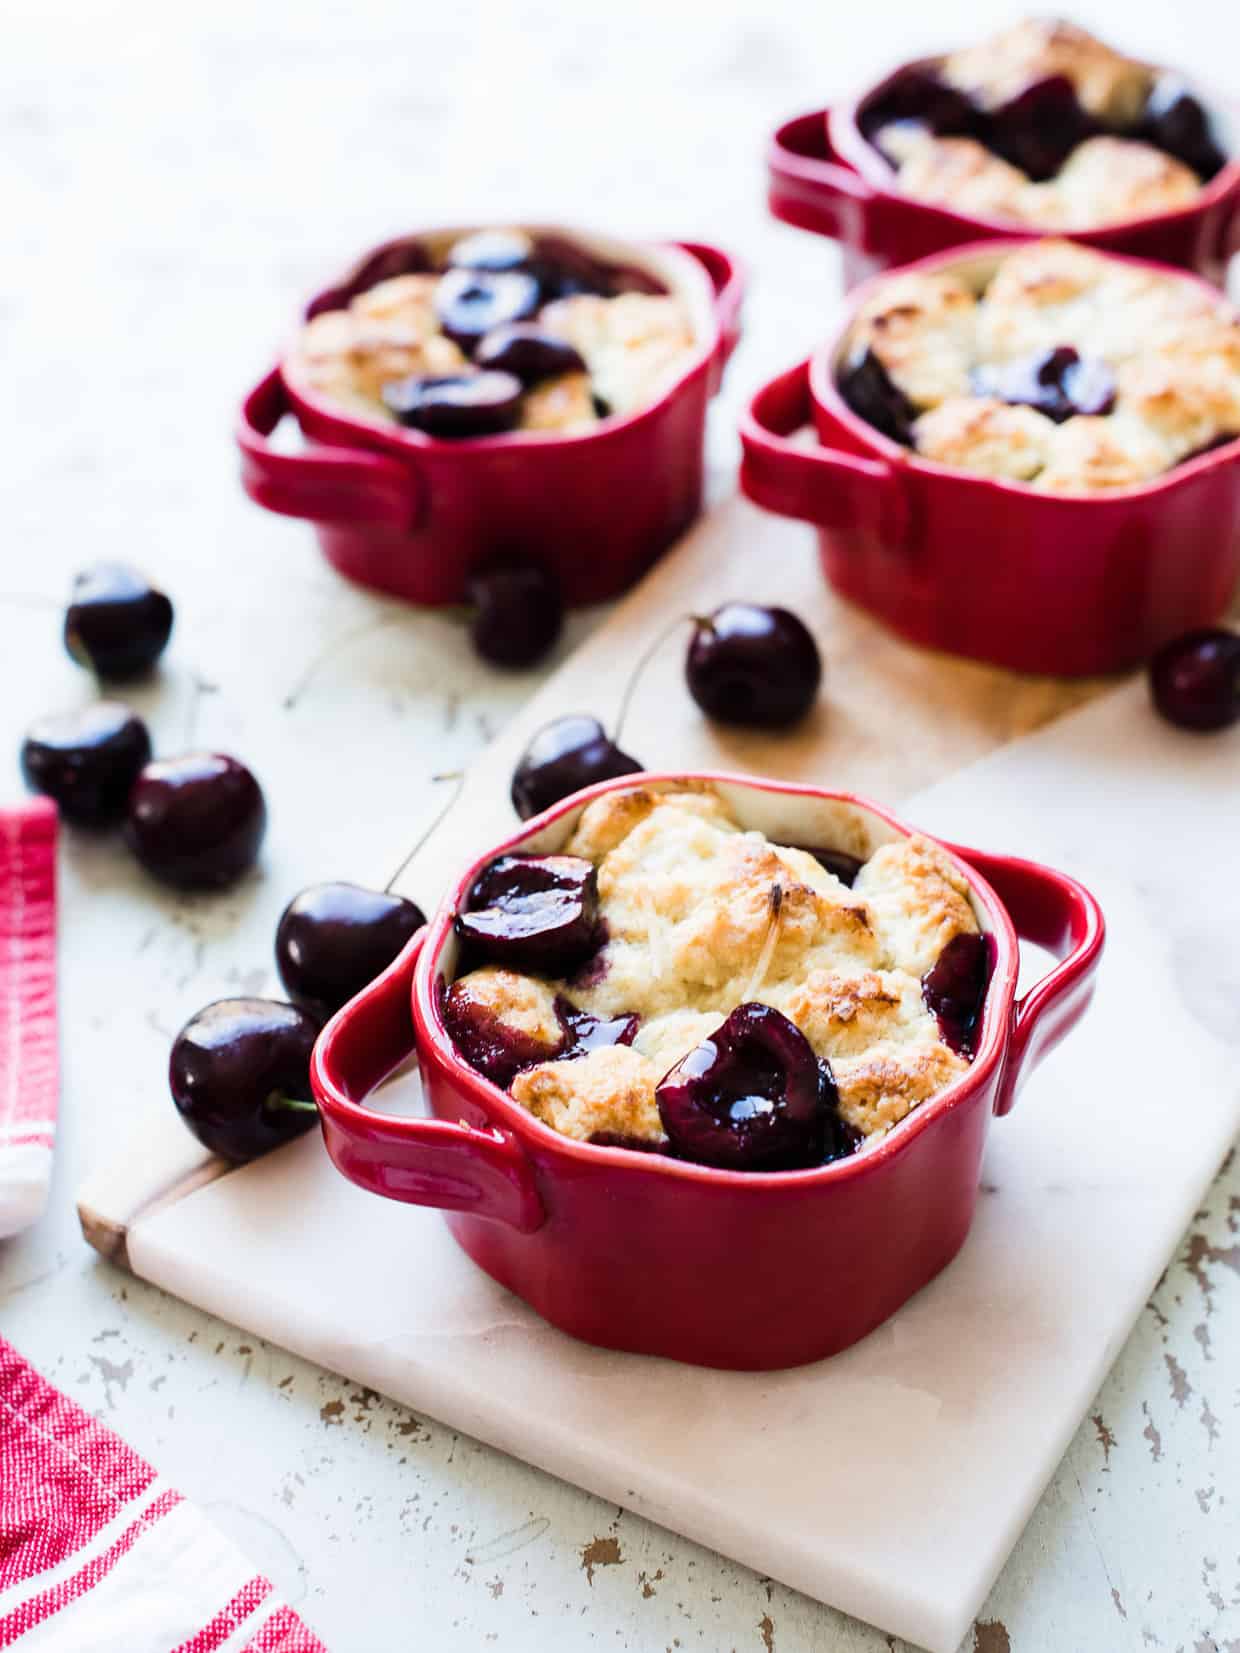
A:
[2,0,1239,1648]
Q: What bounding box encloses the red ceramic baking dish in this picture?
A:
[767,78,1240,289]
[312,772,1104,1371]
[739,240,1240,678]
[237,226,744,608]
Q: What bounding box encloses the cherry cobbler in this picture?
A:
[441,785,991,1172]
[858,19,1230,230]
[289,228,696,439]
[838,239,1240,491]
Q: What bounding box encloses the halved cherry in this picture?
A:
[922,932,992,1056]
[456,853,600,974]
[434,268,541,353]
[655,1002,832,1171]
[382,371,523,438]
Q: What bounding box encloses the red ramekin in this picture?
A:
[237,227,745,607]
[739,239,1240,678]
[767,59,1240,288]
[312,772,1104,1371]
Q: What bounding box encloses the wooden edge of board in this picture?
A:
[77,1115,230,1273]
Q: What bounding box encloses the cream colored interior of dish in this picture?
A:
[284,224,717,433]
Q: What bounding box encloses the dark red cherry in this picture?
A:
[169,998,319,1162]
[526,235,614,301]
[446,229,534,274]
[972,346,1115,423]
[803,847,865,887]
[510,715,643,820]
[1149,629,1240,731]
[838,347,917,445]
[125,752,266,889]
[819,1060,863,1163]
[656,1002,831,1171]
[686,604,822,728]
[586,1131,668,1153]
[985,75,1096,181]
[64,563,174,681]
[275,881,426,1024]
[456,853,600,974]
[474,324,587,385]
[467,563,564,669]
[21,702,151,828]
[858,67,977,155]
[922,932,992,1057]
[434,268,541,353]
[442,976,564,1088]
[1138,78,1225,181]
[557,999,640,1057]
[382,371,523,438]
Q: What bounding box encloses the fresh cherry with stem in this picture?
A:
[686,605,823,728]
[1148,629,1240,731]
[21,702,151,828]
[169,999,320,1162]
[274,776,464,1022]
[64,563,174,681]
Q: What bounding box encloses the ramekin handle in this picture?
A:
[766,110,878,242]
[237,368,424,530]
[949,847,1106,1118]
[673,241,746,393]
[312,931,545,1233]
[739,359,910,543]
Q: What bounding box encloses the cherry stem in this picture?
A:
[264,1093,319,1116]
[383,770,466,893]
[612,613,697,747]
[283,611,403,712]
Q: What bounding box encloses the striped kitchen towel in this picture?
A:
[0,800,57,1239]
[0,1336,328,1651]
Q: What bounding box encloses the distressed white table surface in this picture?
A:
[2,2,1238,1650]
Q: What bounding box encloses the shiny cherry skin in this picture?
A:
[686,604,822,728]
[838,347,917,445]
[456,853,600,974]
[656,1002,833,1171]
[1139,77,1226,180]
[972,346,1114,423]
[169,998,320,1162]
[446,229,534,273]
[275,882,426,1024]
[510,715,643,820]
[467,563,564,669]
[474,324,587,385]
[382,371,523,438]
[986,75,1096,180]
[442,978,637,1090]
[857,67,977,152]
[64,563,174,681]
[804,847,865,887]
[922,932,992,1057]
[21,702,151,828]
[1149,629,1240,732]
[434,268,541,353]
[125,752,266,889]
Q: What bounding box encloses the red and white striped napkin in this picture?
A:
[0,1336,328,1651]
[0,800,57,1239]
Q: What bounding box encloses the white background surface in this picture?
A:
[2,2,1240,1650]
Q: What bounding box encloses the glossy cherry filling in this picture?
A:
[381,371,524,438]
[655,1002,843,1172]
[971,346,1115,423]
[433,268,541,353]
[921,932,993,1056]
[857,61,1229,187]
[456,853,601,974]
[837,347,917,445]
[442,977,638,1090]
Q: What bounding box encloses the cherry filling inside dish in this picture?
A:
[837,238,1240,491]
[290,227,696,439]
[440,785,993,1171]
[855,19,1229,230]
